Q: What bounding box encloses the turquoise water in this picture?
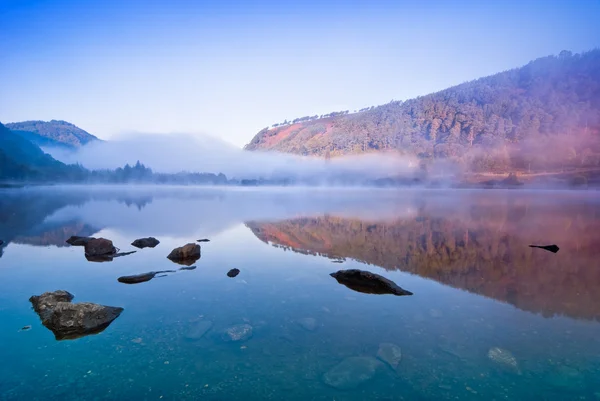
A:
[1,186,599,400]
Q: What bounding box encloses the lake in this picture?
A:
[0,186,599,400]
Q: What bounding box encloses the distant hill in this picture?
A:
[245,50,600,173]
[0,122,87,181]
[5,120,98,148]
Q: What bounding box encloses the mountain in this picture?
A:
[5,120,98,148]
[0,122,87,181]
[245,50,600,174]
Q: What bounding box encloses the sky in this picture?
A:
[1,0,599,147]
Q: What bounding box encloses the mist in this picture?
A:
[45,132,420,182]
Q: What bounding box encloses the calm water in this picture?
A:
[1,186,599,400]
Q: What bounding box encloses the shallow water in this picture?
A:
[1,186,599,400]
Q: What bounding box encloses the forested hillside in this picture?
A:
[0,122,88,181]
[245,50,600,173]
[6,120,98,148]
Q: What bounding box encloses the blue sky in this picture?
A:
[1,0,599,147]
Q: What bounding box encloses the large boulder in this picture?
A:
[131,237,160,249]
[29,291,123,340]
[330,269,413,296]
[66,236,95,246]
[84,238,117,257]
[167,243,201,265]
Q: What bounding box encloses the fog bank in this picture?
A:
[46,132,419,180]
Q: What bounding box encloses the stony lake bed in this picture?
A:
[1,186,600,400]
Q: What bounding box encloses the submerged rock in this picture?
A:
[377,343,402,369]
[117,270,176,284]
[197,238,210,242]
[529,244,560,253]
[488,347,520,372]
[66,236,95,246]
[19,325,32,332]
[185,320,213,340]
[323,357,382,390]
[167,243,201,265]
[29,290,123,340]
[297,317,317,331]
[131,237,160,249]
[179,265,197,271]
[331,259,344,263]
[330,269,413,296]
[84,238,117,257]
[227,268,240,278]
[222,324,253,342]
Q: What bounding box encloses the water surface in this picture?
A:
[1,186,599,400]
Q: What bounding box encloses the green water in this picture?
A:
[1,186,599,400]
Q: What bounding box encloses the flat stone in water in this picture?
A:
[222,324,253,342]
[323,357,382,390]
[185,320,213,340]
[297,317,317,331]
[376,343,402,369]
[488,347,519,372]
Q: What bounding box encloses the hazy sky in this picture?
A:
[1,0,599,147]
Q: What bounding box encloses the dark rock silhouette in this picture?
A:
[227,268,240,277]
[330,269,413,296]
[131,237,160,249]
[84,238,116,257]
[179,265,197,271]
[529,244,560,253]
[117,270,176,284]
[167,243,201,265]
[0,240,3,246]
[197,238,210,242]
[66,236,95,246]
[29,290,123,340]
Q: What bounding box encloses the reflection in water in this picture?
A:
[247,197,600,321]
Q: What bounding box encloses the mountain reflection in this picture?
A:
[247,199,600,322]
[1,186,599,323]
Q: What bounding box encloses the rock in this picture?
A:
[84,238,117,257]
[297,317,317,331]
[376,343,402,369]
[323,357,382,390]
[227,268,240,278]
[167,243,201,266]
[29,291,123,340]
[330,269,413,296]
[19,325,32,332]
[131,237,160,249]
[117,270,176,284]
[66,236,95,246]
[529,244,560,253]
[185,320,213,340]
[222,324,253,342]
[331,259,344,263]
[488,347,520,372]
[197,238,210,242]
[179,265,197,271]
